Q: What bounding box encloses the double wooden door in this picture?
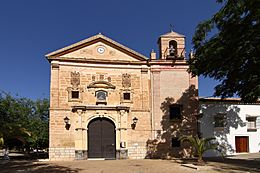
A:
[235,136,249,153]
[88,118,116,159]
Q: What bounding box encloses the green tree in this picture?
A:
[27,98,49,150]
[0,92,49,152]
[179,136,223,165]
[0,93,32,148]
[188,0,260,102]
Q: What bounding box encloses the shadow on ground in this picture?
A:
[0,160,81,173]
[205,157,260,173]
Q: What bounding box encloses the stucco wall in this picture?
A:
[200,102,260,157]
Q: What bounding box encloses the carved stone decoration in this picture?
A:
[80,49,93,55]
[87,81,116,89]
[122,73,131,88]
[100,74,104,80]
[108,76,111,82]
[71,71,80,88]
[109,50,116,56]
[92,75,95,81]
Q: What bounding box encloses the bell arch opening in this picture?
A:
[168,40,177,57]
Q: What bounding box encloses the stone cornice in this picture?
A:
[49,108,71,111]
[71,106,87,112]
[48,57,188,67]
[149,59,187,65]
[72,105,130,111]
[48,57,148,65]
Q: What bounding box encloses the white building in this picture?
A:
[199,98,260,157]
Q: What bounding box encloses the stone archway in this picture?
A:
[88,117,116,159]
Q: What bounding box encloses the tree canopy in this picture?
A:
[0,92,49,150]
[188,0,260,102]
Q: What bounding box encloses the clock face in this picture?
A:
[97,46,105,54]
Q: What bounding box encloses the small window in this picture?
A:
[172,138,181,148]
[121,90,132,103]
[96,90,107,101]
[246,117,256,130]
[123,93,131,100]
[67,87,82,102]
[71,91,79,99]
[214,113,226,128]
[169,104,182,119]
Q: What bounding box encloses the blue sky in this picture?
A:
[0,0,221,100]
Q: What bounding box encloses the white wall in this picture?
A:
[200,102,260,157]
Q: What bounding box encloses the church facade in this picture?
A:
[46,31,198,160]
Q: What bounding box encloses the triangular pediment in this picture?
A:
[46,34,148,62]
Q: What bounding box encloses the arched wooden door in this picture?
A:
[88,118,116,159]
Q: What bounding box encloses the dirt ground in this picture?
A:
[0,153,260,173]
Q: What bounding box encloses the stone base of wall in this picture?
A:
[49,148,75,161]
[75,150,88,160]
[128,142,147,159]
[116,149,128,159]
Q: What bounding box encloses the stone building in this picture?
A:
[45,31,198,160]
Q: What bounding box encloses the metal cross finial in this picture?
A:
[170,24,174,32]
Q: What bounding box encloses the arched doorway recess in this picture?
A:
[88,117,116,159]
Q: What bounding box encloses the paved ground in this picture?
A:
[0,159,196,173]
[205,153,260,173]
[0,153,259,173]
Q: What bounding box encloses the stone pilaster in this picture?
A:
[117,110,128,159]
[73,106,87,159]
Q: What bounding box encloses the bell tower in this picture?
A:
[158,30,186,59]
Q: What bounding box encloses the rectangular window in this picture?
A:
[67,87,82,102]
[71,91,79,99]
[169,104,182,119]
[246,117,256,130]
[123,93,131,100]
[121,90,132,103]
[214,113,226,128]
[172,138,181,148]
